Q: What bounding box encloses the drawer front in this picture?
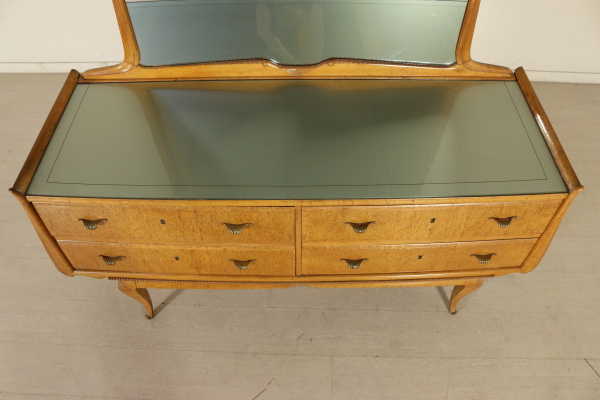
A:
[302,201,562,244]
[59,241,295,276]
[302,239,537,275]
[35,203,295,244]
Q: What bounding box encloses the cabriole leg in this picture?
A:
[118,280,154,319]
[449,278,484,315]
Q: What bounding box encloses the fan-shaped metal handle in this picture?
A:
[221,223,253,235]
[488,216,517,228]
[470,253,497,264]
[341,258,369,269]
[78,218,108,230]
[229,259,257,270]
[344,221,376,234]
[99,255,126,266]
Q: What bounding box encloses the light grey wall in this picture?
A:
[0,0,599,83]
[472,0,600,83]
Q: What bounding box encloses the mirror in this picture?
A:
[125,0,468,67]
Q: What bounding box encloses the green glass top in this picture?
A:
[27,79,567,200]
[126,0,467,66]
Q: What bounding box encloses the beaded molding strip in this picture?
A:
[108,275,494,286]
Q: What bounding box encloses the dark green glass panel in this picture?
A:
[28,80,567,200]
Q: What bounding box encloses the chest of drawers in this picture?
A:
[17,189,577,318]
[10,0,582,318]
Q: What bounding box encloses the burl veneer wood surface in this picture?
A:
[2,76,600,399]
[59,241,295,276]
[302,201,562,244]
[35,203,295,244]
[302,239,536,275]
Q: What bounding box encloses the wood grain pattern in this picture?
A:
[295,206,302,276]
[59,241,295,276]
[11,70,80,194]
[302,201,562,244]
[9,189,75,277]
[515,67,581,192]
[81,0,140,79]
[454,0,512,77]
[302,239,537,275]
[34,203,295,244]
[455,0,480,65]
[521,187,584,273]
[81,61,514,83]
[27,193,568,208]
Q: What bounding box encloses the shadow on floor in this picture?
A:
[153,289,184,317]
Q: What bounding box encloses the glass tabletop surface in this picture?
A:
[126,0,468,66]
[27,79,567,200]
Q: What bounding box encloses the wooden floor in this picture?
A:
[1,73,600,399]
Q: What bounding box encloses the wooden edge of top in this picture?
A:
[514,67,582,193]
[10,70,81,195]
[26,193,569,207]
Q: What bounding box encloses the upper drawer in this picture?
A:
[34,203,295,244]
[302,200,562,244]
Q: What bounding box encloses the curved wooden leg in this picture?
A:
[449,278,484,315]
[118,281,154,319]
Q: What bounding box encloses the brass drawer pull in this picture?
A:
[341,258,369,269]
[345,221,376,234]
[221,223,253,235]
[470,253,497,264]
[229,259,257,270]
[489,216,517,228]
[78,218,108,230]
[99,255,126,266]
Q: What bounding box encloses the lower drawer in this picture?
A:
[59,241,295,276]
[301,239,537,275]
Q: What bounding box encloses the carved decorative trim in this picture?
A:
[151,58,446,69]
[162,59,265,67]
[108,275,494,285]
[150,58,446,77]
[278,65,317,77]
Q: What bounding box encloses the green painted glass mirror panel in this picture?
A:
[28,80,567,200]
[126,0,468,66]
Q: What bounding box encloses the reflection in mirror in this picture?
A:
[125,0,468,66]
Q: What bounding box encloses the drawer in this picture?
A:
[302,200,562,244]
[35,203,295,244]
[301,239,537,275]
[59,241,295,276]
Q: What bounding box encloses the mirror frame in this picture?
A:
[81,0,514,82]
